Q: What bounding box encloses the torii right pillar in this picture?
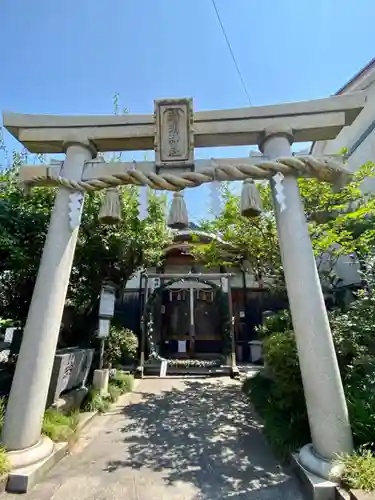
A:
[258,126,353,480]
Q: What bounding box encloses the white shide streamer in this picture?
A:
[272,172,286,212]
[210,180,222,217]
[68,192,84,230]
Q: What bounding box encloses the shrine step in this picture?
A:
[143,364,231,377]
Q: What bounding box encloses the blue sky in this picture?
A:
[1,0,374,221]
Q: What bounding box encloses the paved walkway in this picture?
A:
[3,378,304,500]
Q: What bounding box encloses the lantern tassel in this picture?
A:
[167,191,189,229]
[240,180,262,217]
[98,187,122,225]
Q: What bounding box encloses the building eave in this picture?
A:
[335,57,375,95]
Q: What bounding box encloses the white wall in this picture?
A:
[316,244,361,289]
[125,270,142,290]
[312,75,375,193]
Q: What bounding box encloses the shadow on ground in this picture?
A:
[104,379,302,500]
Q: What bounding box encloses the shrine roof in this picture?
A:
[171,229,232,246]
[164,229,237,258]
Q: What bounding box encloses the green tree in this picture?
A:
[0,158,170,341]
[66,185,170,341]
[194,182,281,288]
[193,162,375,294]
[300,161,375,266]
[0,153,54,323]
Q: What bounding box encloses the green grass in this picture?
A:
[82,389,111,413]
[338,447,375,492]
[0,446,10,476]
[0,398,11,475]
[83,372,134,412]
[110,372,134,394]
[42,409,79,443]
[0,397,7,434]
[108,383,122,403]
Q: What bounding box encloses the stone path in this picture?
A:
[3,378,304,500]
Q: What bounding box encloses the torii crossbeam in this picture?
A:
[4,92,365,152]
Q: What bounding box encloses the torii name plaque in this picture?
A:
[154,98,194,168]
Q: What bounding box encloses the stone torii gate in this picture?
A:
[1,92,366,482]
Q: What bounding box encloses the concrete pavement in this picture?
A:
[2,377,304,500]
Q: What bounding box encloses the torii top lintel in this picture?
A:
[2,92,366,154]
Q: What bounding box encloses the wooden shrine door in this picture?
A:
[163,290,190,357]
[193,289,221,356]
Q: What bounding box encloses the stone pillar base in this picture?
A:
[230,366,240,379]
[299,443,344,481]
[7,435,54,470]
[93,369,109,396]
[135,366,144,379]
[249,340,263,363]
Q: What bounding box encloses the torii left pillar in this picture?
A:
[2,141,95,471]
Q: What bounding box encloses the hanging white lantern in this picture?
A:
[167,191,189,229]
[98,187,122,225]
[240,180,262,217]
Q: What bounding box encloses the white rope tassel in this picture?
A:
[240,180,262,217]
[138,185,149,220]
[273,172,286,212]
[98,187,122,225]
[167,191,189,229]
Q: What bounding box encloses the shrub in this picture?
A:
[121,329,138,362]
[257,309,292,339]
[243,374,310,459]
[263,331,305,411]
[82,389,111,413]
[242,260,375,470]
[255,325,375,451]
[345,367,375,447]
[243,328,309,460]
[339,446,375,492]
[42,409,79,443]
[0,318,12,334]
[105,327,138,367]
[110,372,134,394]
[329,309,375,379]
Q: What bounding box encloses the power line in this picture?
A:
[210,0,252,106]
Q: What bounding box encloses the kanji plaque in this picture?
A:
[154,98,194,167]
